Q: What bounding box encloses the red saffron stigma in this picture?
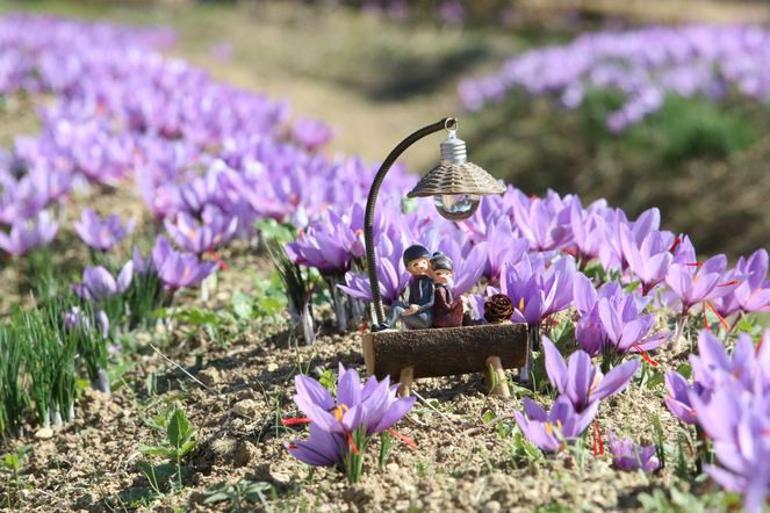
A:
[281,417,312,426]
[705,302,731,331]
[669,235,682,253]
[388,428,418,450]
[717,280,739,287]
[684,262,702,267]
[346,432,360,456]
[637,348,659,367]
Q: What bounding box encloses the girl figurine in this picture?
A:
[430,252,464,328]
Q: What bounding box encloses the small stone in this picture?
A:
[233,399,260,419]
[34,427,54,440]
[210,438,236,459]
[266,362,278,372]
[482,500,501,513]
[233,440,258,467]
[385,462,400,474]
[198,367,221,387]
[253,463,291,486]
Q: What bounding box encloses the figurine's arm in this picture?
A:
[433,286,451,311]
[412,281,435,313]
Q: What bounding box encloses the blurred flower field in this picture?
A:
[0,1,769,512]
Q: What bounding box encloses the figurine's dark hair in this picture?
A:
[430,251,453,272]
[402,244,431,266]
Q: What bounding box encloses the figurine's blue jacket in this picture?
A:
[407,275,435,313]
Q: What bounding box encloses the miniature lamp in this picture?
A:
[364,117,504,326]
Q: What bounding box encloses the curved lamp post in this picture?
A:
[364,117,505,327]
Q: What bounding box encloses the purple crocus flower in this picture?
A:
[291,117,333,151]
[286,364,415,469]
[151,235,218,291]
[74,208,135,252]
[733,249,770,313]
[73,261,133,303]
[291,363,415,436]
[599,208,660,273]
[338,225,410,305]
[513,396,598,453]
[620,226,675,295]
[573,272,665,355]
[286,206,361,276]
[288,422,346,467]
[64,306,110,338]
[481,215,528,284]
[665,237,742,314]
[663,371,698,424]
[0,210,58,256]
[692,384,770,513]
[542,336,640,413]
[607,431,660,473]
[164,207,238,255]
[500,253,575,325]
[568,197,608,264]
[510,189,572,252]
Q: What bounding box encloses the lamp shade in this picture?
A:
[406,131,505,198]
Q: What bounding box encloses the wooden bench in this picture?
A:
[362,323,528,397]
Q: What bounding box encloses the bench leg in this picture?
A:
[398,366,414,397]
[485,356,510,397]
[518,333,533,385]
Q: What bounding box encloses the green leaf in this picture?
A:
[203,491,231,504]
[231,291,253,321]
[178,439,198,457]
[139,445,175,459]
[675,363,692,380]
[257,296,285,316]
[167,409,193,450]
[481,410,496,425]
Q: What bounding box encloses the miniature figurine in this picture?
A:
[430,252,464,328]
[379,244,434,330]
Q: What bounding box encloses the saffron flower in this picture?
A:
[75,208,135,252]
[500,254,576,325]
[291,117,333,151]
[620,226,675,295]
[510,189,572,252]
[480,215,528,284]
[286,206,362,276]
[663,371,698,425]
[164,207,238,255]
[542,336,640,413]
[607,432,660,473]
[0,210,58,256]
[732,249,770,313]
[72,262,134,303]
[285,364,415,482]
[513,396,597,453]
[151,236,218,291]
[665,237,741,314]
[573,273,665,356]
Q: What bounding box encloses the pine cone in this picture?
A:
[484,294,514,324]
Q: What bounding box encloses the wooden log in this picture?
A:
[362,323,528,381]
[485,356,510,398]
[398,366,414,397]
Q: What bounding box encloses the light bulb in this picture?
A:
[433,194,480,221]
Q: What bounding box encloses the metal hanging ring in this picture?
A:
[444,117,458,132]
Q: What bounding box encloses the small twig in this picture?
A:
[149,344,216,395]
[411,390,457,424]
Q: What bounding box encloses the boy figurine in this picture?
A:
[379,244,434,330]
[430,252,464,328]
